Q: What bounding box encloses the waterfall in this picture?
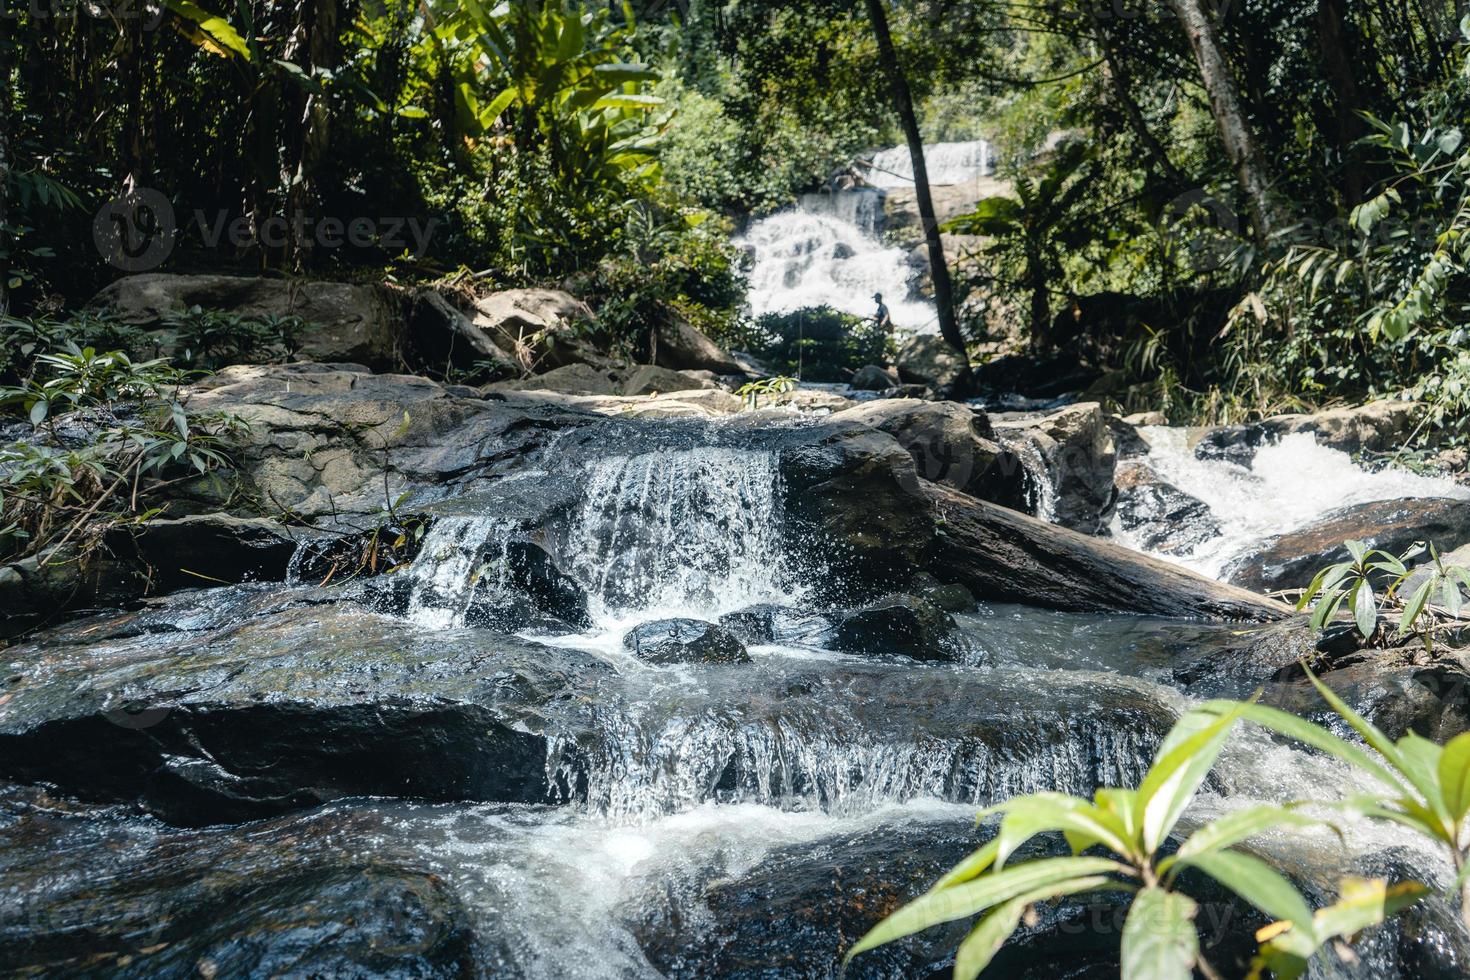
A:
[1117,428,1470,578]
[797,187,886,237]
[994,432,1058,522]
[736,208,936,331]
[399,516,514,629]
[561,448,795,621]
[861,139,994,188]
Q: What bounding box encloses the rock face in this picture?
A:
[1195,400,1425,464]
[469,288,607,373]
[850,364,896,391]
[486,362,712,398]
[405,287,517,378]
[653,318,748,376]
[829,594,959,661]
[90,274,404,369]
[994,402,1118,534]
[1226,497,1470,594]
[894,335,970,397]
[622,619,752,665]
[1113,461,1221,556]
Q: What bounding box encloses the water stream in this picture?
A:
[6,428,1467,975]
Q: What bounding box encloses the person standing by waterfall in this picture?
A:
[872,293,893,334]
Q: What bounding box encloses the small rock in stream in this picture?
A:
[622,619,751,665]
[829,594,959,661]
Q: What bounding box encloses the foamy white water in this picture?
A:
[861,139,994,188]
[736,208,936,331]
[1118,428,1470,578]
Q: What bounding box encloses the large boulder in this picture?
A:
[405,287,516,379]
[90,274,404,369]
[1225,497,1470,594]
[1195,400,1425,465]
[828,399,1027,505]
[894,335,971,397]
[469,288,608,373]
[850,364,896,391]
[993,402,1118,534]
[622,619,751,665]
[653,318,748,376]
[1113,461,1221,556]
[828,593,959,661]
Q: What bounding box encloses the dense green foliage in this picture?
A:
[0,314,241,562]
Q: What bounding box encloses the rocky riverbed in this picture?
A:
[4,275,1470,977]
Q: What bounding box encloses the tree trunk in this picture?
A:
[0,52,10,317]
[1166,0,1277,242]
[863,0,966,360]
[1315,0,1367,203]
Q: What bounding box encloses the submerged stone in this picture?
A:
[829,594,958,661]
[623,619,751,665]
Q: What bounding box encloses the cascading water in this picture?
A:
[735,206,936,330]
[561,448,795,622]
[399,515,515,629]
[861,139,994,188]
[1115,428,1470,578]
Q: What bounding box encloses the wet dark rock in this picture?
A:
[850,364,897,391]
[638,822,1264,980]
[894,335,971,397]
[637,819,980,979]
[1226,498,1470,594]
[1192,425,1264,466]
[918,482,1288,621]
[0,790,476,978]
[1113,461,1221,556]
[623,619,751,665]
[1172,616,1323,695]
[716,604,831,646]
[829,594,959,661]
[90,273,405,370]
[911,571,978,613]
[994,402,1118,534]
[1261,646,1470,742]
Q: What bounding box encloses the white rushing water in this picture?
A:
[736,138,994,334]
[735,206,937,331]
[860,139,994,188]
[1116,428,1470,578]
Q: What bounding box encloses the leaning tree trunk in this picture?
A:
[1166,0,1277,242]
[863,0,966,359]
[0,38,11,317]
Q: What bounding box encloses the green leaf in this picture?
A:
[1351,578,1377,638]
[28,400,47,426]
[989,793,1132,868]
[1120,887,1198,980]
[1400,577,1435,634]
[1311,877,1430,946]
[164,1,252,59]
[932,839,1000,891]
[1166,806,1324,869]
[1439,732,1470,821]
[954,875,1123,980]
[843,856,1126,963]
[1181,850,1314,928]
[1134,704,1245,853]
